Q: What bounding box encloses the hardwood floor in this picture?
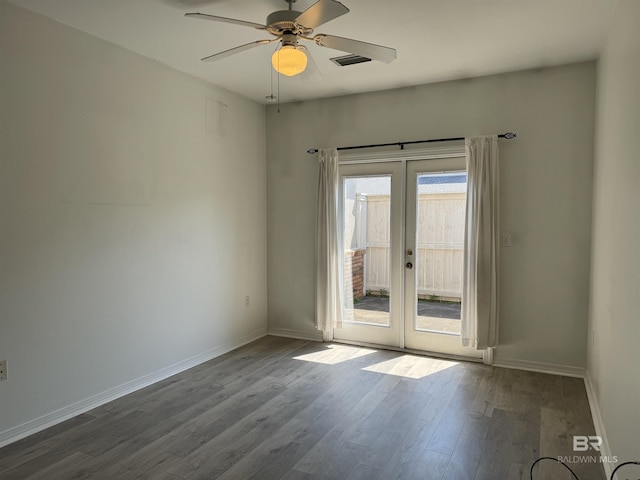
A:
[0,336,605,480]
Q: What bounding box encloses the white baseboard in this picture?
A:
[267,327,323,342]
[492,357,586,378]
[0,328,267,449]
[584,372,614,479]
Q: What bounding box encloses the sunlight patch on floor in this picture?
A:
[362,355,458,379]
[292,344,378,365]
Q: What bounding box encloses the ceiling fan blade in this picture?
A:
[313,34,396,63]
[295,0,349,29]
[185,12,266,30]
[201,39,276,62]
[298,46,322,82]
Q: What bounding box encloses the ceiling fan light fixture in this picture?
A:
[271,45,307,76]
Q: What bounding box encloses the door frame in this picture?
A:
[331,146,491,363]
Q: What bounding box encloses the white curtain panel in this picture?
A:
[315,148,343,339]
[461,135,500,349]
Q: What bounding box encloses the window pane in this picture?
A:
[343,176,391,327]
[414,172,466,334]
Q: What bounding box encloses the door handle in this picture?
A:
[405,262,413,269]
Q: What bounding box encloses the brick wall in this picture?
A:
[344,249,366,300]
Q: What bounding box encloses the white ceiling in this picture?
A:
[9,0,616,104]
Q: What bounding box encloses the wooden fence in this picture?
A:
[364,193,465,299]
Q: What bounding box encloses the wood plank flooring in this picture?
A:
[0,336,605,480]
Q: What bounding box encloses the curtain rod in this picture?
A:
[306,132,516,155]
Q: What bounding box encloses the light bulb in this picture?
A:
[271,46,308,77]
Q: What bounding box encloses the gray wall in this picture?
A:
[0,3,267,440]
[267,63,595,370]
[588,0,640,466]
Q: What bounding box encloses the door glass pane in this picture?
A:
[343,176,391,327]
[414,172,466,334]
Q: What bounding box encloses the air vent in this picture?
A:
[330,54,372,67]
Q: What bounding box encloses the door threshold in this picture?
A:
[330,338,483,364]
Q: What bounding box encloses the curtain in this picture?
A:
[316,148,343,340]
[461,135,499,349]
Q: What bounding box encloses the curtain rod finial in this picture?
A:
[503,132,516,139]
[307,148,319,154]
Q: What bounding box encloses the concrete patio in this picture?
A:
[348,295,462,334]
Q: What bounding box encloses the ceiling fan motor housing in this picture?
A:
[266,10,312,36]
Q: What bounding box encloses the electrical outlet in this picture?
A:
[0,360,7,381]
[245,296,250,307]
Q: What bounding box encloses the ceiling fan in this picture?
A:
[186,0,396,78]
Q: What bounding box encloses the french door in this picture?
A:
[335,161,404,347]
[334,156,482,360]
